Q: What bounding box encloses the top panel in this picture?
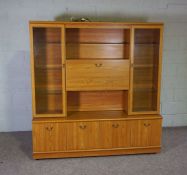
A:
[30,21,163,28]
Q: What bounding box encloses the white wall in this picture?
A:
[0,0,187,131]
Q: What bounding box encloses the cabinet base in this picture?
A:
[33,146,161,159]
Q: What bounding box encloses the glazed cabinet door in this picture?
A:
[30,24,66,117]
[67,122,99,150]
[129,119,162,147]
[129,26,163,114]
[32,122,66,152]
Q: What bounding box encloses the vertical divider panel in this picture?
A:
[157,27,163,113]
[30,24,36,117]
[128,26,134,115]
[61,25,67,117]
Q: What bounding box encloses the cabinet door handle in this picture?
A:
[144,123,151,127]
[79,125,87,129]
[45,126,53,131]
[95,63,102,67]
[112,123,119,128]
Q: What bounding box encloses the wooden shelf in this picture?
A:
[133,83,154,89]
[36,110,63,115]
[66,42,130,44]
[133,64,153,68]
[132,107,157,112]
[36,85,62,92]
[37,41,61,44]
[66,58,129,60]
[33,110,162,122]
[35,65,63,69]
[67,110,160,121]
[135,43,159,45]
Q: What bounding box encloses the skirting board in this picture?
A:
[33,146,161,159]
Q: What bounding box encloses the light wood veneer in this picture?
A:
[30,21,163,159]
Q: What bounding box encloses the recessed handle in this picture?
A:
[112,123,119,128]
[79,125,87,129]
[144,123,151,127]
[95,63,102,67]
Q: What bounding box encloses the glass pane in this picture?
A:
[132,29,160,112]
[33,27,63,114]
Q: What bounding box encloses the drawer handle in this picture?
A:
[112,123,119,128]
[95,63,102,67]
[45,126,53,131]
[144,123,151,127]
[79,125,87,129]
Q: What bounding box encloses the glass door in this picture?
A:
[31,25,66,117]
[130,26,162,114]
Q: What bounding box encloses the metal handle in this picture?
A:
[45,126,53,131]
[112,123,119,128]
[95,63,102,67]
[79,125,87,129]
[144,123,151,127]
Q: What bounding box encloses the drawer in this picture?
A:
[66,60,129,90]
[32,122,66,152]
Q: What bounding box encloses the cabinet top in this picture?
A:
[29,21,163,28]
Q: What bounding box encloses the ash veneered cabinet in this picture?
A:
[30,22,163,159]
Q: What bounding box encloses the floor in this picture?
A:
[0,127,187,175]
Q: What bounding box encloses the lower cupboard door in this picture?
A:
[67,122,99,150]
[99,121,131,149]
[129,119,162,147]
[32,123,66,152]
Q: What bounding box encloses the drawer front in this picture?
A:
[66,60,129,91]
[32,122,66,152]
[67,121,99,150]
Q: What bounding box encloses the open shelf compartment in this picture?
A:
[66,28,130,60]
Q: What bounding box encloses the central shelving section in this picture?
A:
[65,28,130,115]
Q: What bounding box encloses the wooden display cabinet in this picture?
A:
[30,22,163,159]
